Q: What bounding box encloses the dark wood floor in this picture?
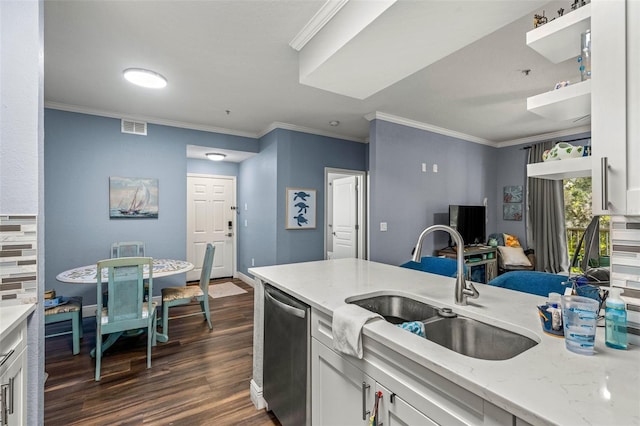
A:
[44,278,280,426]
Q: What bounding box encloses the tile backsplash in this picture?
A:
[0,215,38,305]
[610,216,640,345]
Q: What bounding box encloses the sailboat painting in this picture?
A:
[109,177,159,219]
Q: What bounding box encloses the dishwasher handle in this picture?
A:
[264,287,306,319]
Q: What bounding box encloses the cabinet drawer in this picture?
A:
[0,322,25,375]
[311,308,334,348]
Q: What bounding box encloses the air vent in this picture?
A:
[121,119,147,135]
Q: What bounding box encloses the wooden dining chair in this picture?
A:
[95,256,156,381]
[111,241,146,258]
[158,244,214,342]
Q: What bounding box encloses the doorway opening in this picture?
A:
[324,168,367,260]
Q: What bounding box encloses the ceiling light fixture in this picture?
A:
[329,120,340,127]
[206,153,226,161]
[123,68,168,89]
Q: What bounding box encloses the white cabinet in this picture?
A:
[311,339,438,426]
[376,382,437,426]
[0,319,27,426]
[310,308,520,425]
[591,0,627,215]
[311,338,375,425]
[592,0,640,215]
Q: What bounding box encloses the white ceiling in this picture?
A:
[44,0,590,158]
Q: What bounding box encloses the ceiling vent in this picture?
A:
[121,119,147,135]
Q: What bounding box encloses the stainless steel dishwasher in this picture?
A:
[263,284,310,426]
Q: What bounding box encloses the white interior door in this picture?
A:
[332,176,358,259]
[187,175,235,281]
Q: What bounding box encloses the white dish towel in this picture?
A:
[332,304,382,359]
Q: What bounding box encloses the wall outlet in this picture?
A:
[433,164,438,173]
[421,163,427,172]
[380,222,388,232]
[251,258,255,267]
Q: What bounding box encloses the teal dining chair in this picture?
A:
[95,256,156,381]
[110,241,148,299]
[111,241,146,258]
[44,296,83,355]
[158,244,215,342]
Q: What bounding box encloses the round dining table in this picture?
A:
[56,258,194,354]
[56,258,194,283]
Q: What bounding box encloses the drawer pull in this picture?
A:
[362,382,370,420]
[601,157,609,211]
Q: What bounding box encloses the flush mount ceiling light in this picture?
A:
[206,153,226,161]
[123,68,167,89]
[329,120,340,127]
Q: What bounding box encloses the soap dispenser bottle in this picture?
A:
[605,288,628,350]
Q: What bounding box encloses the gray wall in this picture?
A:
[369,119,498,265]
[45,109,367,288]
[44,109,257,304]
[494,144,529,245]
[237,129,367,276]
[238,132,278,274]
[275,129,367,266]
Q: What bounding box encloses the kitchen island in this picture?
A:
[249,258,639,425]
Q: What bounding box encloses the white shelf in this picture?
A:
[527,156,591,180]
[526,4,591,63]
[527,79,591,121]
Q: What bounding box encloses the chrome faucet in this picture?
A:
[412,224,480,306]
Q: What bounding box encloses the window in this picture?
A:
[564,177,610,272]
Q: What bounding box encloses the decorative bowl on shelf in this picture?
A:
[542,142,584,161]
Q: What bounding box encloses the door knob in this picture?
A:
[226,233,233,237]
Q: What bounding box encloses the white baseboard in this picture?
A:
[250,379,266,410]
[238,271,255,288]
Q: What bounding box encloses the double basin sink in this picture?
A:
[347,295,537,360]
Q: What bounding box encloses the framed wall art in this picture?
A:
[109,176,159,219]
[286,187,316,229]
[503,185,523,203]
[503,203,523,221]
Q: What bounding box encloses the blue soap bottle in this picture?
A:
[605,288,628,350]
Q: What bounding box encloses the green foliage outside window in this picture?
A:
[564,177,610,271]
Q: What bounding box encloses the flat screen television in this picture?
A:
[449,205,486,246]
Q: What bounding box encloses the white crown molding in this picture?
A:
[45,102,366,144]
[496,124,591,148]
[365,111,496,147]
[44,102,258,139]
[258,121,366,143]
[289,0,350,51]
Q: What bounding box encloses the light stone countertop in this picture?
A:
[250,258,640,426]
[0,303,36,342]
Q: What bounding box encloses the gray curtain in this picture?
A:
[527,142,569,273]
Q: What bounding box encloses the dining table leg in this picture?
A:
[90,332,124,358]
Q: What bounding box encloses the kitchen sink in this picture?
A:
[423,316,537,360]
[346,295,439,324]
[347,294,537,360]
